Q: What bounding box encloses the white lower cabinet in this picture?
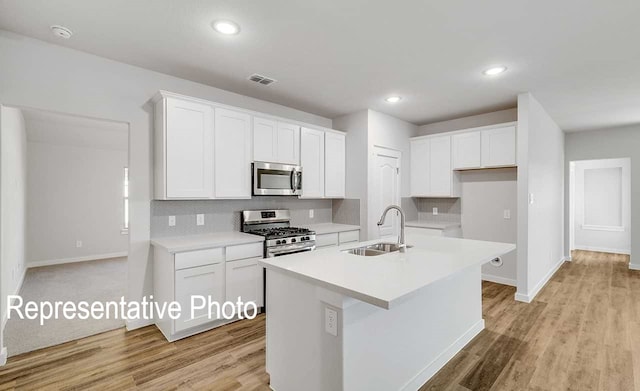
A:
[226,257,264,308]
[315,229,360,248]
[406,226,462,240]
[174,263,224,332]
[153,241,264,342]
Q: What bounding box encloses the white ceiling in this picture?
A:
[22,108,128,150]
[1,0,639,131]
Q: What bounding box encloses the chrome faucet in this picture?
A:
[377,205,406,252]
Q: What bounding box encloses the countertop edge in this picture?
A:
[259,242,516,310]
[151,234,264,254]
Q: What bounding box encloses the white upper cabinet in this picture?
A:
[253,117,300,165]
[253,117,277,162]
[277,122,301,165]
[324,131,346,198]
[410,135,459,197]
[300,127,325,198]
[410,138,430,196]
[452,131,481,170]
[429,135,454,196]
[214,107,252,198]
[481,125,516,168]
[156,96,214,199]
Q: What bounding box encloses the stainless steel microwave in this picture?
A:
[252,162,302,196]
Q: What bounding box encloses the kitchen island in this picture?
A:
[259,235,515,391]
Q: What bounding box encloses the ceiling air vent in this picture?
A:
[248,74,277,86]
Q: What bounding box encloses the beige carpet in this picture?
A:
[4,257,127,357]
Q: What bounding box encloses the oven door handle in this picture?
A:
[267,243,316,257]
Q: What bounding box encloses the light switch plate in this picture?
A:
[433,207,438,216]
[76,240,82,248]
[196,214,205,226]
[503,209,511,219]
[325,307,338,336]
[309,209,314,219]
[168,216,176,226]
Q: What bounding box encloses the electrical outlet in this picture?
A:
[168,216,176,227]
[76,240,83,248]
[309,209,314,219]
[196,214,205,226]
[529,193,535,205]
[503,209,511,219]
[432,207,438,216]
[325,307,338,336]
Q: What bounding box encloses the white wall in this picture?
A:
[516,93,565,302]
[0,29,331,336]
[417,108,517,136]
[366,110,416,239]
[460,169,518,286]
[572,159,631,255]
[0,106,27,331]
[333,110,369,239]
[27,140,129,265]
[565,127,639,268]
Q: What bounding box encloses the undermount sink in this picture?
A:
[342,242,413,256]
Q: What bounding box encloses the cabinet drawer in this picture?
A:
[175,248,224,270]
[316,233,339,248]
[226,242,263,261]
[338,230,359,244]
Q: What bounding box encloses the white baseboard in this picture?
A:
[0,347,7,366]
[574,245,630,255]
[630,263,640,271]
[2,267,28,330]
[482,274,517,287]
[401,319,485,391]
[125,318,155,332]
[515,257,565,303]
[29,252,128,268]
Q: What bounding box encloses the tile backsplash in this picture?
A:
[332,199,360,226]
[406,197,461,223]
[151,197,332,238]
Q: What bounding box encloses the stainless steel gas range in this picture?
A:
[241,209,316,258]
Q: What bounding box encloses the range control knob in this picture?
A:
[300,237,306,241]
[305,236,310,240]
[291,238,297,243]
[276,240,282,245]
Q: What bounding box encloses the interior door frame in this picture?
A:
[370,145,402,240]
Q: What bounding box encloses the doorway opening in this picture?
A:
[0,105,130,356]
[569,158,631,260]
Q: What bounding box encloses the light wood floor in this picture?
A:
[0,250,637,390]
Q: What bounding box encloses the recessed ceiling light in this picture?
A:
[483,66,507,76]
[385,96,402,103]
[212,20,240,35]
[50,25,73,39]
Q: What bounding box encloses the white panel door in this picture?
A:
[429,135,452,196]
[226,257,264,308]
[452,132,481,170]
[276,122,300,165]
[324,131,346,198]
[165,98,214,198]
[214,108,252,198]
[373,148,400,240]
[253,117,277,162]
[481,126,516,167]
[300,127,325,198]
[174,263,224,332]
[410,138,430,196]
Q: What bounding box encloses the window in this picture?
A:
[122,167,129,234]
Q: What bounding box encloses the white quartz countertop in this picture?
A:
[259,236,515,310]
[405,220,461,230]
[151,232,264,253]
[306,223,361,235]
